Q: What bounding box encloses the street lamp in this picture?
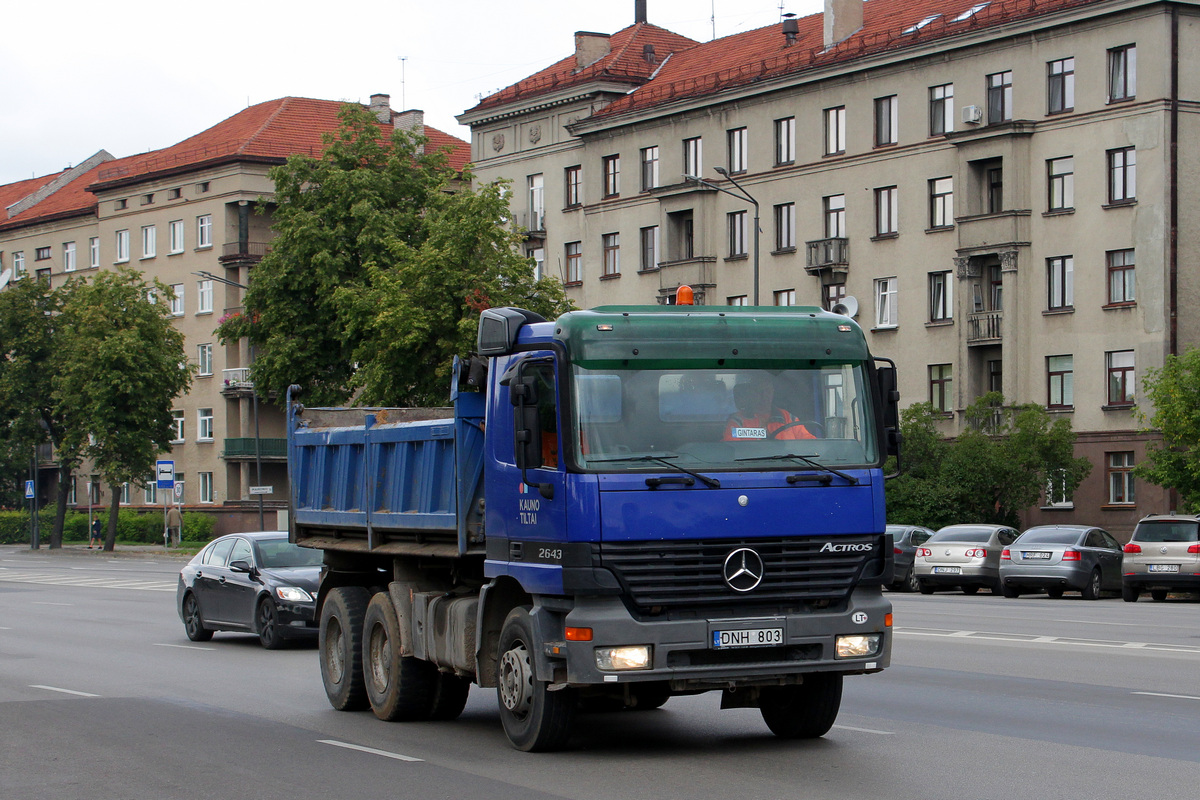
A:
[686,167,761,306]
[194,270,264,530]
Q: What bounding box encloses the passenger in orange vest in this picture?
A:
[723,375,816,441]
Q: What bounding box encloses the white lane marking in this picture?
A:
[30,601,74,606]
[894,628,1200,655]
[833,724,895,735]
[318,740,424,762]
[154,643,215,652]
[1132,691,1200,701]
[0,573,175,592]
[30,685,100,698]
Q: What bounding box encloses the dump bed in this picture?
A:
[286,390,486,558]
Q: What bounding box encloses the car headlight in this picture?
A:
[835,633,881,659]
[275,586,313,602]
[594,645,652,671]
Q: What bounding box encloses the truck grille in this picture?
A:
[598,535,881,612]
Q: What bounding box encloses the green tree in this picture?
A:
[1133,347,1200,510]
[53,269,193,550]
[219,103,571,407]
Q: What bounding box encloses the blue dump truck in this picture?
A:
[287,300,900,751]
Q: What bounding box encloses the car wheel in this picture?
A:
[962,586,980,595]
[257,598,284,649]
[760,673,843,739]
[497,607,576,751]
[319,586,371,711]
[1081,569,1103,601]
[429,672,472,720]
[1122,584,1139,602]
[182,592,213,642]
[905,568,921,593]
[363,592,438,721]
[1150,588,1168,602]
[1002,585,1021,599]
[918,581,935,595]
[1047,587,1065,599]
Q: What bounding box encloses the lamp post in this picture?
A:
[687,168,760,306]
[195,270,264,530]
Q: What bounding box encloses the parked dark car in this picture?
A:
[177,531,322,648]
[999,525,1123,599]
[886,524,936,592]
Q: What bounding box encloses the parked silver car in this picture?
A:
[886,524,936,592]
[914,524,1019,595]
[1122,514,1200,602]
[999,525,1123,599]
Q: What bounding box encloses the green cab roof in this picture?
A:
[553,306,871,369]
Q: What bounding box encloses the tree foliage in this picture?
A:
[1134,347,1200,511]
[219,103,571,407]
[887,393,1091,529]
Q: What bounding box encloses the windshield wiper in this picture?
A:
[735,453,859,485]
[591,454,721,489]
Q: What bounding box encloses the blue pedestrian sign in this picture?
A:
[156,460,175,490]
[25,480,35,499]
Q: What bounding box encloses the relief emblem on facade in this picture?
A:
[491,133,505,152]
[528,125,542,144]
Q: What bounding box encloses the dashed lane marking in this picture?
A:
[317,740,424,762]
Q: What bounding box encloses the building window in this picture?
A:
[115,229,129,263]
[640,226,659,272]
[602,233,620,277]
[565,241,582,284]
[34,246,51,261]
[1107,452,1136,504]
[141,225,156,258]
[929,271,952,321]
[89,237,99,268]
[875,187,898,236]
[824,283,846,312]
[1047,355,1074,408]
[929,84,954,136]
[200,472,214,504]
[929,364,953,412]
[1108,44,1136,102]
[987,165,1004,213]
[168,284,184,316]
[1108,147,1136,203]
[526,246,544,280]
[120,483,130,505]
[168,187,182,200]
[774,203,796,251]
[527,174,544,230]
[166,220,183,254]
[824,195,846,238]
[115,199,127,210]
[1047,57,1075,114]
[67,478,77,506]
[874,95,898,146]
[774,289,796,306]
[1107,249,1135,304]
[683,137,702,178]
[197,279,213,314]
[171,411,185,443]
[1106,350,1135,406]
[197,181,210,193]
[144,478,158,505]
[824,107,846,155]
[12,251,25,278]
[197,215,212,248]
[1047,157,1074,211]
[565,165,582,207]
[668,211,694,260]
[63,241,76,272]
[775,117,795,165]
[727,127,748,174]
[602,155,620,198]
[929,177,954,228]
[1047,256,1074,310]
[197,343,213,376]
[727,295,748,306]
[198,408,214,441]
[640,146,659,191]
[875,277,898,328]
[727,211,747,257]
[987,70,1013,123]
[1045,470,1074,508]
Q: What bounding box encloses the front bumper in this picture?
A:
[276,601,318,638]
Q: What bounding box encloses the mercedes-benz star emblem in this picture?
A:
[723,547,765,592]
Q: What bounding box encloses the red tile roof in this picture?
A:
[0,169,99,232]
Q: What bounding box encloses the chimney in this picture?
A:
[575,31,611,70]
[369,93,391,124]
[635,0,647,24]
[643,44,656,64]
[824,0,864,49]
[782,13,799,46]
[393,109,424,136]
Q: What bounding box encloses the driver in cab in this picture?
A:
[723,374,816,441]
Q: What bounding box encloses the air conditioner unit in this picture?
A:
[961,105,983,124]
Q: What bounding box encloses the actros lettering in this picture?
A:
[820,542,873,553]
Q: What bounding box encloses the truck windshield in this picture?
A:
[569,364,878,472]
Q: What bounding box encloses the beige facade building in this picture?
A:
[459,0,1200,536]
[2,95,467,535]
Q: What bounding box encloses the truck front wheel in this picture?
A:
[362,592,437,721]
[496,607,575,751]
[319,586,371,711]
[759,673,843,739]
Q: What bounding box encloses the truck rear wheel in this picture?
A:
[497,607,575,751]
[363,592,438,721]
[759,673,843,739]
[320,586,371,711]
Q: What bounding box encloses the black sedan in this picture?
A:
[886,524,936,592]
[177,531,323,649]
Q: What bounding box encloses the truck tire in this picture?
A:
[363,592,437,721]
[320,586,371,711]
[759,673,843,739]
[429,673,471,720]
[497,607,575,751]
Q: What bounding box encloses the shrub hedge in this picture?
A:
[0,509,215,545]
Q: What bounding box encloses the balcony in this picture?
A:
[967,311,1003,345]
[657,255,716,300]
[955,211,1030,253]
[221,367,255,398]
[222,438,287,461]
[804,238,849,278]
[218,241,271,265]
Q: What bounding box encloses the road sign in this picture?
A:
[249,485,274,495]
[173,481,185,501]
[25,480,35,499]
[156,460,175,489]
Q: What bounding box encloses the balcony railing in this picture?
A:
[967,310,1003,345]
[222,368,252,388]
[218,241,271,263]
[222,438,287,459]
[804,237,849,275]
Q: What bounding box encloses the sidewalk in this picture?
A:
[1,543,196,559]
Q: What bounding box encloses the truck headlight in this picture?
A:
[835,633,881,659]
[594,645,652,671]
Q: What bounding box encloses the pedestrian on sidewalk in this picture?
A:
[166,506,183,548]
[89,518,103,549]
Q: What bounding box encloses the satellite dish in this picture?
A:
[0,269,11,292]
[831,296,859,318]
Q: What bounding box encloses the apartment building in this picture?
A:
[458,0,1200,535]
[1,95,468,534]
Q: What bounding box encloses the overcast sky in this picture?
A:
[0,0,825,186]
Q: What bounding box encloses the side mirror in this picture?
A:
[229,560,252,574]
